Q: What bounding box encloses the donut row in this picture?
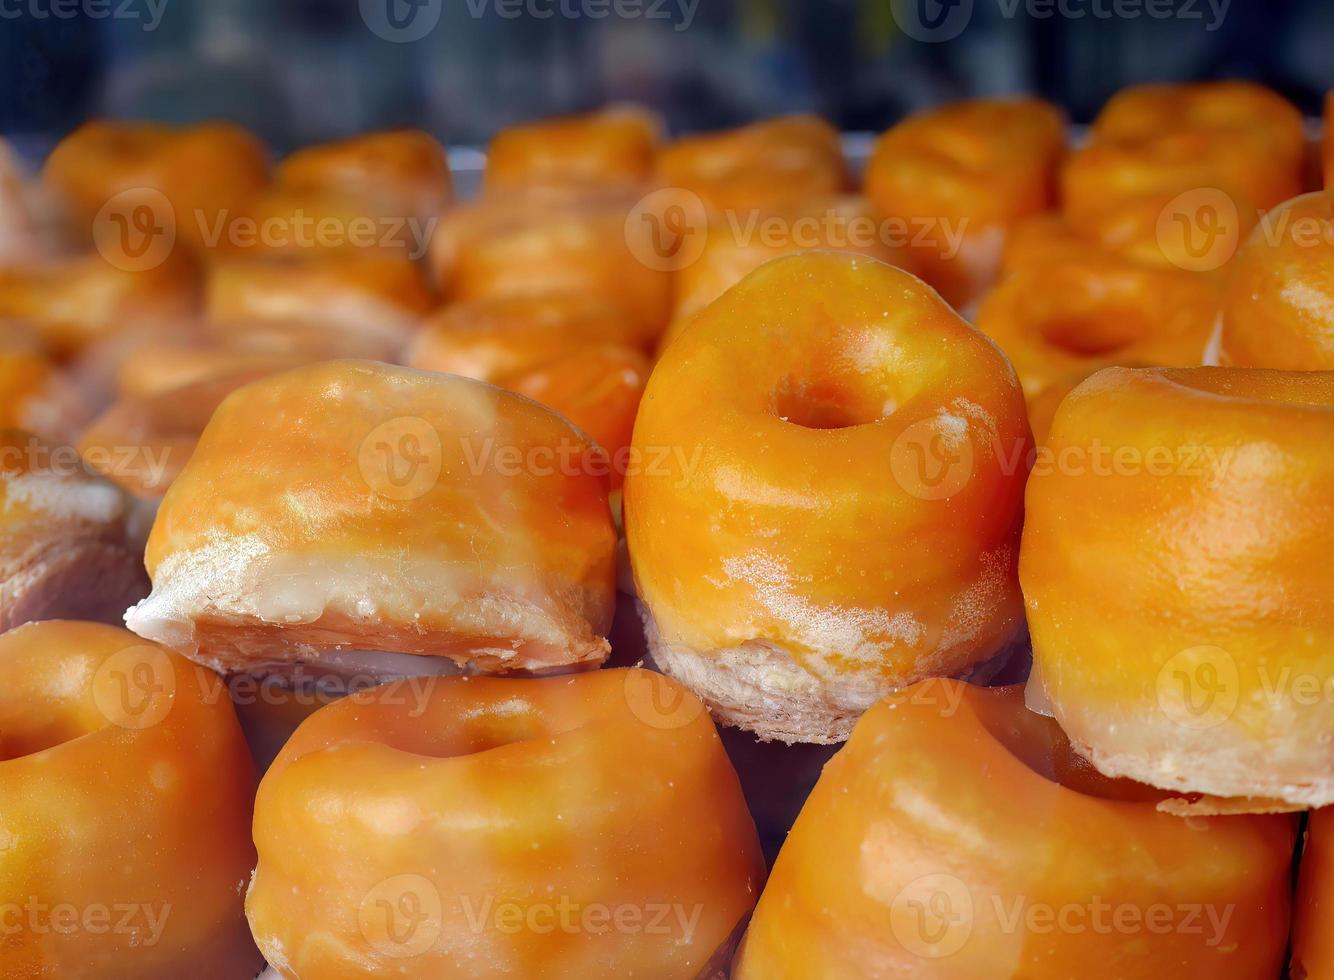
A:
[0,80,1332,979]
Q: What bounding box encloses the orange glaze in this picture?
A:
[506,345,649,491]
[0,350,89,444]
[115,317,411,400]
[124,359,617,678]
[1293,808,1334,980]
[624,252,1031,743]
[408,293,647,381]
[246,668,764,979]
[1021,367,1334,808]
[734,681,1296,980]
[663,195,910,350]
[274,129,451,225]
[1063,82,1304,256]
[1219,190,1334,370]
[77,368,273,499]
[864,98,1065,308]
[655,115,849,213]
[0,620,261,978]
[429,194,672,343]
[485,106,660,196]
[43,119,269,254]
[205,252,435,334]
[0,251,198,359]
[215,183,435,260]
[975,217,1218,404]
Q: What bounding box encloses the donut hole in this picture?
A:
[1038,307,1152,358]
[772,373,896,430]
[972,689,1164,804]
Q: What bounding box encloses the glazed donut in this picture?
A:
[864,98,1065,308]
[485,105,661,196]
[429,194,672,341]
[734,680,1296,979]
[205,252,433,333]
[664,194,909,349]
[245,668,763,979]
[1021,367,1334,808]
[408,293,646,380]
[655,114,849,213]
[42,119,269,254]
[116,317,411,400]
[0,251,198,359]
[0,620,260,978]
[1219,190,1334,369]
[217,183,434,259]
[274,129,451,226]
[1293,808,1334,980]
[124,359,617,678]
[624,253,1031,743]
[0,350,89,445]
[0,429,149,630]
[1063,82,1304,252]
[975,229,1218,401]
[77,369,272,499]
[506,344,649,492]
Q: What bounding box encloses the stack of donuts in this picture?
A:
[1,80,1332,979]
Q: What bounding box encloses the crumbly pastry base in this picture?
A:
[125,537,611,678]
[1072,733,1334,812]
[1028,663,1329,810]
[639,601,1021,744]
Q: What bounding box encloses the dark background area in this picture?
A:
[1,0,1329,156]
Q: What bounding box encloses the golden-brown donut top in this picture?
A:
[77,369,272,499]
[132,360,617,671]
[0,251,199,358]
[274,129,451,220]
[485,105,661,195]
[408,293,645,382]
[1221,189,1334,369]
[204,253,435,331]
[866,97,1065,226]
[656,115,849,213]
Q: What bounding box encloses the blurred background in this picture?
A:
[1,0,1329,159]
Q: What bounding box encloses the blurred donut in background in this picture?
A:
[865,97,1065,309]
[43,119,269,255]
[485,105,661,197]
